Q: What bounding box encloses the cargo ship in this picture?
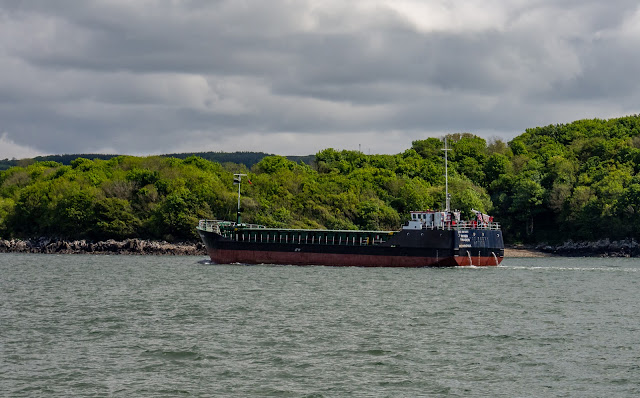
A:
[197,142,504,267]
[197,211,503,267]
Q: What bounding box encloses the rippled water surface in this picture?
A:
[2,254,639,397]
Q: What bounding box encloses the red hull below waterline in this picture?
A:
[207,248,502,267]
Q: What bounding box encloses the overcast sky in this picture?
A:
[1,0,639,159]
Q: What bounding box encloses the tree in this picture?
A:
[151,188,210,241]
[508,178,545,238]
[411,138,443,159]
[93,198,141,240]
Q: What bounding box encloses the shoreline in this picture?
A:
[1,238,636,258]
[505,238,639,258]
[0,238,206,256]
[504,247,553,258]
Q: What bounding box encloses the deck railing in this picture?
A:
[403,221,501,231]
[199,219,501,234]
[451,221,501,231]
[198,220,266,233]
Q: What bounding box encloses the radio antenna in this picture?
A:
[442,137,451,212]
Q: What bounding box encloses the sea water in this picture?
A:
[1,254,639,397]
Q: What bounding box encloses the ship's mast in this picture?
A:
[442,137,451,212]
[233,173,247,224]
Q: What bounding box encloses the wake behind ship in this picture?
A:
[197,209,504,267]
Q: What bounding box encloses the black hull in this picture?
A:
[198,227,504,267]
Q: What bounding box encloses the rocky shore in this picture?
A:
[0,238,206,255]
[507,238,640,258]
[538,238,640,257]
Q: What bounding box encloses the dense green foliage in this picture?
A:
[1,115,640,244]
[0,149,490,242]
[493,115,640,242]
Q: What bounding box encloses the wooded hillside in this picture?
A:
[1,114,639,244]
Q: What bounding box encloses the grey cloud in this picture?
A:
[0,0,639,157]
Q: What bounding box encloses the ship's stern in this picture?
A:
[453,229,504,266]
